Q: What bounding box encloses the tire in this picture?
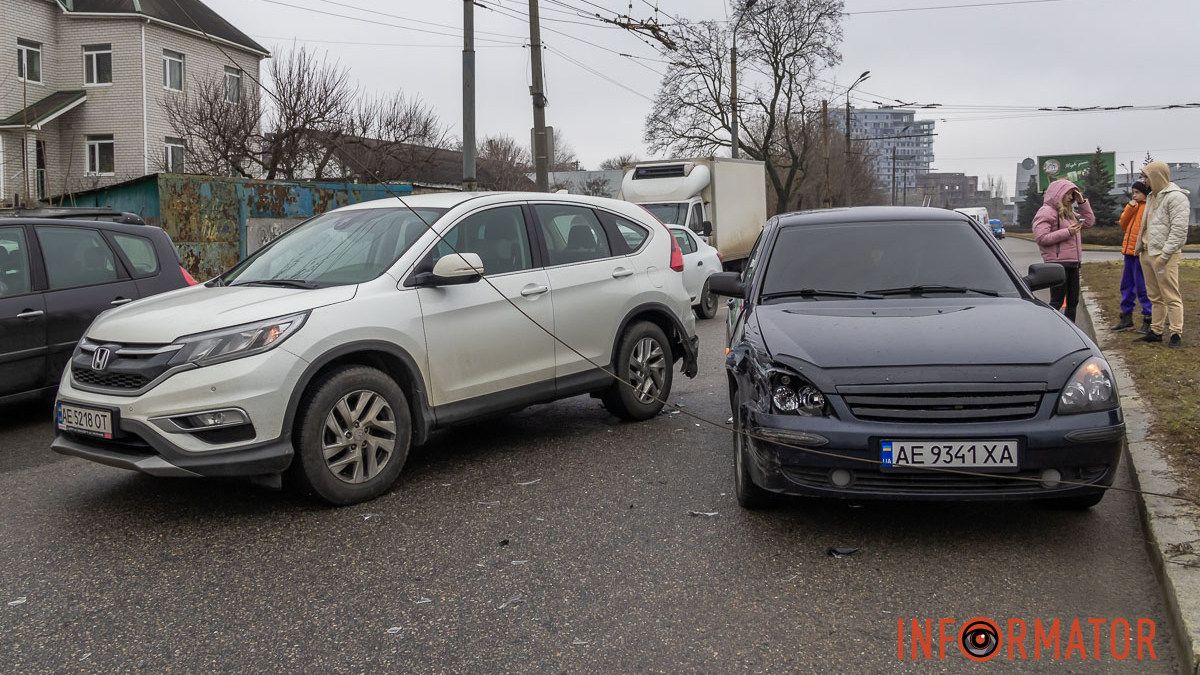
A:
[1042,492,1105,510]
[287,366,411,505]
[602,321,673,421]
[733,408,776,509]
[694,279,719,320]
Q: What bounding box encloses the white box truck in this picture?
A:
[619,157,767,270]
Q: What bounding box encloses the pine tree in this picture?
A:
[1017,175,1043,227]
[1081,147,1120,226]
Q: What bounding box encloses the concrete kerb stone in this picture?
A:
[1082,286,1200,674]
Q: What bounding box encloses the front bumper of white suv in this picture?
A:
[51,344,306,478]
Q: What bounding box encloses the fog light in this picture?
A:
[830,469,853,488]
[168,408,249,430]
[1040,468,1062,489]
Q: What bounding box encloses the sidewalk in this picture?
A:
[1080,288,1200,674]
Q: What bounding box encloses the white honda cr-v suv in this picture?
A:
[52,193,699,504]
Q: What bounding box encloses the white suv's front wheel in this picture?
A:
[603,321,674,421]
[289,366,411,505]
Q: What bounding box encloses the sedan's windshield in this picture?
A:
[641,202,689,225]
[761,220,1021,300]
[221,207,447,287]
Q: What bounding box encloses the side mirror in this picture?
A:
[427,252,485,286]
[708,271,746,299]
[701,220,713,237]
[1023,262,1065,292]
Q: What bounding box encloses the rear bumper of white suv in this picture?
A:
[51,348,306,478]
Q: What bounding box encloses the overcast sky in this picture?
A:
[207,0,1200,195]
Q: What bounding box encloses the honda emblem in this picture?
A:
[92,347,112,371]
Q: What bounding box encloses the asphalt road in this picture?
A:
[0,238,1179,672]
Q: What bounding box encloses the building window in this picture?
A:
[162,49,184,91]
[223,66,242,104]
[85,135,115,176]
[164,137,185,172]
[17,39,41,83]
[83,44,112,85]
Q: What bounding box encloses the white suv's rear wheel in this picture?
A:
[289,366,411,505]
[603,321,673,421]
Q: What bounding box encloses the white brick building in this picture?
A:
[0,0,266,205]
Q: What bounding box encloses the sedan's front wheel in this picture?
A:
[734,409,776,509]
[289,366,411,505]
[695,279,719,319]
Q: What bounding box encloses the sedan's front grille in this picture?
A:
[782,466,1109,494]
[841,386,1044,423]
[72,368,150,390]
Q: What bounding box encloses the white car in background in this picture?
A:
[669,226,724,319]
[51,193,699,505]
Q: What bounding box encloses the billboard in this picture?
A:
[1037,152,1116,191]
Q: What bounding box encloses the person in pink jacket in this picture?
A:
[1033,178,1095,322]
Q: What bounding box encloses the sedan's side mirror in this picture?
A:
[701,220,713,237]
[708,271,746,299]
[427,253,485,286]
[1023,263,1065,292]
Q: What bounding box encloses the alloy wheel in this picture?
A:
[628,336,666,404]
[322,389,398,484]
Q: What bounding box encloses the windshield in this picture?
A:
[760,220,1021,300]
[641,202,689,225]
[221,207,447,287]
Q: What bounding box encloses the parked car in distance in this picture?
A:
[988,218,1006,239]
[710,206,1122,510]
[51,192,700,505]
[0,217,195,404]
[669,226,724,319]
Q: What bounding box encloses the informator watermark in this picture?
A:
[897,616,1159,663]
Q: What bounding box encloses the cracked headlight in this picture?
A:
[169,312,307,368]
[770,371,827,416]
[1057,356,1117,415]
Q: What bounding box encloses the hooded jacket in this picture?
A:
[1032,178,1095,263]
[1119,199,1147,256]
[1136,161,1191,257]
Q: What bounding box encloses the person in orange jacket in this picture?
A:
[1111,180,1153,332]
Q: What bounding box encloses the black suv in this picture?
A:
[0,214,194,403]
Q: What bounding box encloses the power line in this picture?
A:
[545,46,656,101]
[246,0,525,45]
[250,35,523,48]
[309,0,529,39]
[845,0,1079,15]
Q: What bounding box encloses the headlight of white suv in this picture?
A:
[169,313,308,368]
[1057,356,1118,414]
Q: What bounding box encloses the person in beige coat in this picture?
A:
[1135,161,1190,348]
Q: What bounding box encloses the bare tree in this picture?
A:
[478,134,534,191]
[644,0,844,212]
[599,153,640,170]
[163,77,262,177]
[580,176,614,197]
[550,130,580,172]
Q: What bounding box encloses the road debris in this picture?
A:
[516,478,542,486]
[499,539,510,547]
[475,501,500,507]
[689,511,719,518]
[361,513,381,521]
[511,560,529,565]
[1165,542,1196,558]
[498,595,524,610]
[827,547,860,558]
[726,417,734,425]
[572,638,590,646]
[414,597,432,605]
[7,597,27,606]
[386,627,403,635]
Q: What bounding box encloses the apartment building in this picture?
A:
[846,108,935,197]
[0,0,266,205]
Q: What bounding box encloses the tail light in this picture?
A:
[180,266,198,285]
[716,251,724,262]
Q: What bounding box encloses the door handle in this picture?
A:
[520,284,549,297]
[696,260,704,267]
[110,297,133,306]
[612,268,634,279]
[16,309,44,319]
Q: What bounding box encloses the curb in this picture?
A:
[1082,286,1200,673]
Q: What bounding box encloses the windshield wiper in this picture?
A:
[866,284,1000,297]
[230,279,321,289]
[761,288,883,301]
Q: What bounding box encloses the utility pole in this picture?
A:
[821,99,830,208]
[462,0,477,191]
[843,98,851,207]
[891,145,897,205]
[903,167,909,206]
[528,0,549,191]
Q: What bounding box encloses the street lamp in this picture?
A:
[730,0,760,159]
[843,70,870,206]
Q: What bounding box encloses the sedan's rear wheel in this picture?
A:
[695,279,719,319]
[602,321,673,421]
[289,366,411,505]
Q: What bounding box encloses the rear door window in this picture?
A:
[534,204,611,265]
[35,226,121,289]
[112,233,160,276]
[0,227,32,297]
[598,211,650,255]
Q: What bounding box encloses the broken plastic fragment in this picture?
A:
[689,511,719,518]
[498,595,524,610]
[827,547,859,558]
[512,560,529,565]
[572,638,590,646]
[499,539,510,547]
[516,478,542,486]
[414,597,432,605]
[725,417,734,424]
[7,597,27,606]
[361,513,381,521]
[475,500,500,507]
[386,626,403,635]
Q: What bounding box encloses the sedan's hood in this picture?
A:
[88,284,357,344]
[756,298,1088,368]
